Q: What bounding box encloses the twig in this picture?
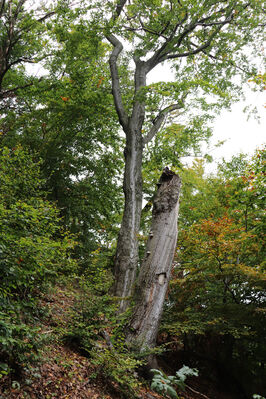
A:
[186,384,211,399]
[0,79,42,98]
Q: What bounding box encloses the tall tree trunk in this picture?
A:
[126,169,181,349]
[111,58,147,312]
[112,131,143,312]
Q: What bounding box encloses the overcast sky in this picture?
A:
[207,90,265,164]
[148,63,265,172]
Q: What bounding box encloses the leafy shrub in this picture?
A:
[0,308,41,376]
[90,347,143,398]
[151,365,199,398]
[63,276,142,398]
[63,294,113,352]
[0,146,76,375]
[62,273,115,351]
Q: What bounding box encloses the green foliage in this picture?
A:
[0,9,124,265]
[0,2,265,396]
[151,369,179,398]
[0,146,76,375]
[0,307,42,377]
[63,269,144,398]
[100,0,265,154]
[90,347,143,399]
[151,366,199,398]
[63,286,114,353]
[0,0,52,93]
[162,149,265,396]
[62,245,116,350]
[175,365,199,390]
[0,147,76,296]
[165,150,265,333]
[84,247,115,293]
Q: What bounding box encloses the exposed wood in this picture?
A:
[106,27,186,312]
[126,168,181,349]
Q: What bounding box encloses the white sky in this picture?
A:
[148,64,265,172]
[207,90,265,163]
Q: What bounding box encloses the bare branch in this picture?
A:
[0,78,43,98]
[166,40,214,60]
[190,42,251,75]
[106,34,129,130]
[196,12,235,27]
[9,53,53,67]
[13,0,27,21]
[146,3,239,71]
[146,14,189,72]
[113,0,127,21]
[186,384,211,399]
[160,20,230,63]
[143,103,184,145]
[195,3,237,27]
[139,15,170,39]
[37,11,56,23]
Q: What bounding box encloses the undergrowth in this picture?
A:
[63,271,144,398]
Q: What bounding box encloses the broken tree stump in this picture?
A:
[126,168,181,351]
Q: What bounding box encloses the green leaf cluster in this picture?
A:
[0,8,124,266]
[0,146,76,374]
[151,365,198,398]
[90,347,143,399]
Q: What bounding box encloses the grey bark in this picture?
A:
[107,32,184,311]
[107,32,148,311]
[112,130,143,312]
[126,169,181,349]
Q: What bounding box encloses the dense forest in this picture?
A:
[0,1,265,398]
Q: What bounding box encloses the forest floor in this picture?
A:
[0,285,235,399]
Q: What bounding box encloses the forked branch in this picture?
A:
[143,103,184,145]
[146,3,239,72]
[106,34,129,130]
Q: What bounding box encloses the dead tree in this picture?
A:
[126,168,181,351]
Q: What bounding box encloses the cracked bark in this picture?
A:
[126,169,181,350]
